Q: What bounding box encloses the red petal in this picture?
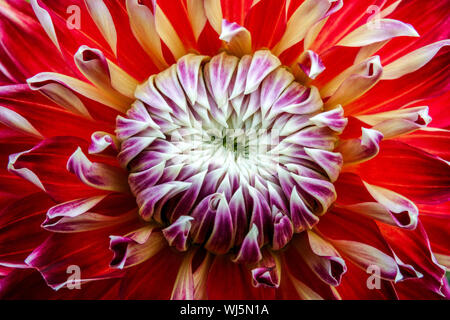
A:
[0,192,54,267]
[316,206,396,262]
[354,140,450,204]
[0,268,122,299]
[207,255,276,299]
[0,127,40,203]
[0,268,60,299]
[221,0,253,25]
[9,137,105,202]
[337,259,398,300]
[36,0,158,81]
[25,217,139,291]
[244,0,287,50]
[345,49,449,116]
[395,278,449,300]
[119,247,183,299]
[394,129,450,161]
[420,213,450,257]
[378,0,450,64]
[311,0,386,53]
[377,221,448,298]
[0,1,73,83]
[0,84,117,138]
[281,244,340,300]
[155,0,196,50]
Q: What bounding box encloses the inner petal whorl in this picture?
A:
[115,50,347,263]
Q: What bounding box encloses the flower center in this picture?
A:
[115,50,347,263]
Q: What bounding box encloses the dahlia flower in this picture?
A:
[0,0,449,300]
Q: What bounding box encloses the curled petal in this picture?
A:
[304,0,344,50]
[74,46,138,99]
[321,56,380,98]
[220,19,252,57]
[292,174,337,215]
[251,267,278,288]
[8,150,46,192]
[245,50,281,94]
[309,105,347,134]
[74,46,110,90]
[337,128,383,165]
[163,216,194,252]
[380,222,447,296]
[25,231,124,290]
[297,50,326,80]
[324,56,383,108]
[89,131,118,156]
[279,86,324,116]
[47,195,106,219]
[382,40,450,80]
[43,211,132,233]
[341,202,416,231]
[205,195,234,254]
[356,106,432,139]
[290,186,319,232]
[43,195,136,233]
[233,224,262,264]
[190,194,220,243]
[333,240,409,283]
[176,54,209,105]
[27,72,131,113]
[304,148,343,182]
[357,106,431,126]
[26,76,91,117]
[126,0,167,69]
[337,19,419,47]
[272,211,294,251]
[30,0,60,51]
[363,182,418,229]
[0,106,42,138]
[85,0,118,55]
[295,231,347,286]
[251,251,280,288]
[273,0,332,54]
[67,147,129,193]
[110,226,163,269]
[137,181,191,221]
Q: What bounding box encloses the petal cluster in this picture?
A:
[116,50,347,262]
